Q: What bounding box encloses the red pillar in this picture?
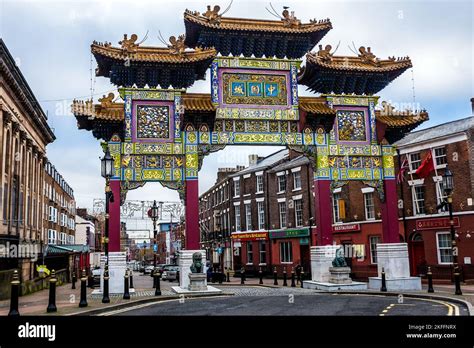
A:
[314,179,333,246]
[109,180,121,252]
[381,179,399,243]
[185,179,200,250]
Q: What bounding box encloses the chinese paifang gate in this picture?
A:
[71,4,429,291]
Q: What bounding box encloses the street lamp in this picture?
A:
[100,146,114,303]
[148,200,160,267]
[442,166,462,295]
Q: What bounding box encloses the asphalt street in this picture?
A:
[106,289,468,316]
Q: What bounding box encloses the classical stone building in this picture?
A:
[0,39,55,283]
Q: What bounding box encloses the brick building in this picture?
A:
[395,113,474,281]
[0,39,55,284]
[199,149,315,275]
[42,161,78,271]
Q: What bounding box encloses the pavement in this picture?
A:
[0,273,472,316]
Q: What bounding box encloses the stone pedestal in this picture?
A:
[368,243,421,291]
[188,273,207,291]
[99,251,127,294]
[329,267,352,284]
[310,245,339,282]
[177,249,206,290]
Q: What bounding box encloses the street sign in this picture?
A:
[153,244,158,252]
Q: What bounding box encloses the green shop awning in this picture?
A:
[269,228,310,239]
[45,244,90,256]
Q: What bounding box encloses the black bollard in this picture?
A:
[226,270,230,283]
[46,269,58,313]
[87,267,94,288]
[240,267,245,285]
[300,267,304,289]
[273,267,278,286]
[381,267,387,292]
[71,270,76,290]
[218,267,223,284]
[427,267,434,293]
[283,267,288,286]
[79,269,88,308]
[129,269,134,289]
[152,268,157,288]
[177,270,180,286]
[123,270,130,299]
[102,265,110,304]
[154,270,162,296]
[291,267,296,288]
[259,267,263,285]
[8,269,20,316]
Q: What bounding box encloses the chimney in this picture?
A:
[248,154,259,166]
[471,97,474,115]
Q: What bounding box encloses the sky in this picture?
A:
[0,0,473,212]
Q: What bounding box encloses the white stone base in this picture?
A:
[310,245,340,282]
[178,249,206,290]
[303,280,368,291]
[99,252,127,294]
[369,243,422,291]
[368,277,422,291]
[171,285,223,295]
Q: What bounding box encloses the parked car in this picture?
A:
[162,265,180,281]
[144,265,155,275]
[92,268,101,286]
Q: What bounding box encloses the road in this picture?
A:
[101,286,468,316]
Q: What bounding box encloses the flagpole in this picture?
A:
[397,149,409,238]
[430,147,442,211]
[408,153,420,215]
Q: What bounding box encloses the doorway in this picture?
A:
[409,233,425,276]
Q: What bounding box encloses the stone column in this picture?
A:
[109,180,121,252]
[185,179,199,250]
[313,179,333,246]
[381,179,399,243]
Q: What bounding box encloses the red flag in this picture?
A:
[416,152,435,178]
[397,155,409,184]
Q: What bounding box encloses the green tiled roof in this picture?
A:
[45,244,90,255]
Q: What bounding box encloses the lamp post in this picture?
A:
[148,200,159,267]
[101,146,114,303]
[442,167,462,295]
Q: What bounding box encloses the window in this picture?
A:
[278,202,287,228]
[48,229,57,244]
[234,179,240,197]
[246,242,253,264]
[256,175,264,193]
[436,181,448,212]
[332,193,342,223]
[277,175,286,193]
[234,206,241,231]
[294,199,303,227]
[60,232,66,244]
[257,201,265,230]
[412,185,425,215]
[436,232,453,264]
[364,193,375,220]
[259,241,266,264]
[369,236,381,264]
[280,241,293,263]
[409,153,421,171]
[293,171,301,190]
[434,147,447,166]
[245,204,252,231]
[48,206,54,222]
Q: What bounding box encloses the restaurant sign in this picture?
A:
[416,217,460,231]
[269,228,310,239]
[332,223,361,233]
[231,232,268,241]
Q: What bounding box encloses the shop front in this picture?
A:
[231,231,270,275]
[269,227,311,275]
